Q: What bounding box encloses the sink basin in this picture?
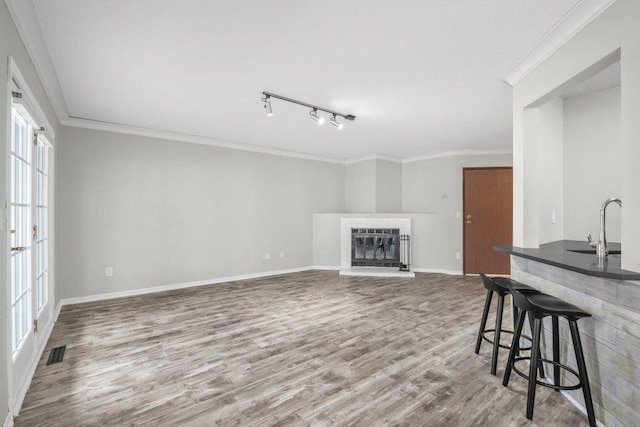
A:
[567,249,621,255]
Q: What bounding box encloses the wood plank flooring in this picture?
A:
[15,271,589,426]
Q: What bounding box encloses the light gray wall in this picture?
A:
[402,154,513,273]
[375,160,402,213]
[563,86,621,242]
[345,159,402,213]
[520,87,621,246]
[513,0,640,272]
[345,159,376,213]
[57,127,345,300]
[536,97,564,244]
[1,1,60,421]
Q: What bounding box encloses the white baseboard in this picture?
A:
[54,301,63,322]
[311,265,340,270]
[542,376,604,426]
[412,268,464,275]
[3,411,13,427]
[560,389,604,427]
[57,266,315,307]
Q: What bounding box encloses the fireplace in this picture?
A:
[351,228,400,267]
[339,217,413,276]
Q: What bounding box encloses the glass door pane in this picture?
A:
[34,137,49,312]
[10,107,32,353]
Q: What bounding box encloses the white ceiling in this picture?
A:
[30,0,585,161]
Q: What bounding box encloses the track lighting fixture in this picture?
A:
[262,95,273,116]
[262,91,355,129]
[309,109,325,125]
[330,114,343,130]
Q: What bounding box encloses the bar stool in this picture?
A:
[503,288,596,427]
[474,274,542,375]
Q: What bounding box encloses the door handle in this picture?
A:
[11,246,27,252]
[466,220,472,224]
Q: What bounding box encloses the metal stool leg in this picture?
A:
[475,289,493,354]
[552,315,560,390]
[527,312,545,379]
[569,320,596,427]
[503,309,526,386]
[526,317,543,420]
[491,294,505,375]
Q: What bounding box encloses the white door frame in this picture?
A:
[5,57,56,417]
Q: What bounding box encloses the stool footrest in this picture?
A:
[482,329,533,351]
[511,356,583,391]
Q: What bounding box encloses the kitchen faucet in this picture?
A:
[587,197,622,258]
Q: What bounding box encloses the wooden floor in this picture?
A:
[16,271,589,426]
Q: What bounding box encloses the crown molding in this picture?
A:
[8,0,514,166]
[403,148,513,163]
[344,153,403,165]
[500,0,616,87]
[64,116,511,165]
[62,116,346,164]
[4,0,69,121]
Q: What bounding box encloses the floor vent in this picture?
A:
[46,346,66,365]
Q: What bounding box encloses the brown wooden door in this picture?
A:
[463,167,512,275]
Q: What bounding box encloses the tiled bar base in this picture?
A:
[511,257,640,427]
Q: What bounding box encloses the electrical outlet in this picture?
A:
[264,252,270,261]
[280,251,285,258]
[105,267,113,277]
[551,210,557,224]
[455,252,461,260]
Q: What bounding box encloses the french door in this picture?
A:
[9,104,51,400]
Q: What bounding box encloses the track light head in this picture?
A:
[309,109,325,125]
[330,114,343,130]
[261,91,355,128]
[262,96,273,116]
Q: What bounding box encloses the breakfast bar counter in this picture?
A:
[494,240,640,426]
[494,239,640,280]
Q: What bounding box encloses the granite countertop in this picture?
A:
[494,240,640,281]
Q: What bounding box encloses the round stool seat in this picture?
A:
[480,274,508,294]
[514,292,590,320]
[492,277,540,294]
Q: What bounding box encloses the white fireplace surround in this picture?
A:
[340,218,411,274]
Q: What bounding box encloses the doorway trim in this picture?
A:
[5,56,56,419]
